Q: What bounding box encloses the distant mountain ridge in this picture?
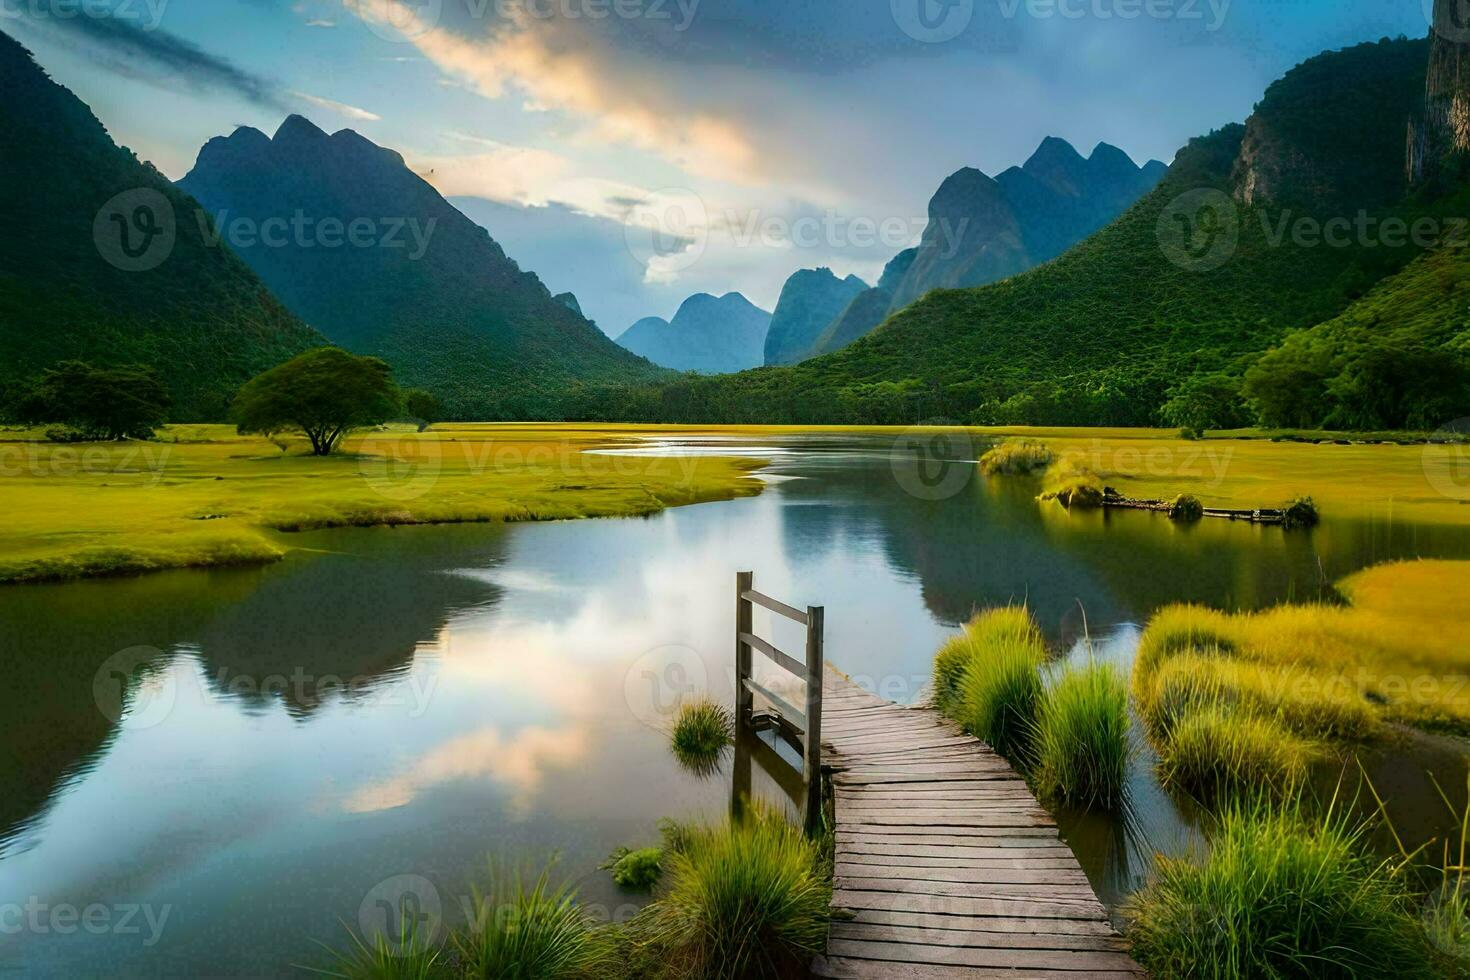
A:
[772,138,1166,365]
[178,115,664,418]
[0,28,322,420]
[763,268,869,366]
[616,292,771,373]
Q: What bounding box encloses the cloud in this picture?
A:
[13,1,288,109]
[305,18,336,27]
[343,0,760,184]
[292,90,381,120]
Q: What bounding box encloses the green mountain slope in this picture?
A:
[586,37,1448,427]
[178,116,667,419]
[0,29,322,421]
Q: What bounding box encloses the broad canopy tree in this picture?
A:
[11,361,170,439]
[231,347,399,455]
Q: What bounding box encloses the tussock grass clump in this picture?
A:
[932,633,975,714]
[1126,801,1437,980]
[1283,495,1320,529]
[1155,707,1315,803]
[948,608,1048,766]
[1038,458,1105,509]
[303,906,448,979]
[1034,662,1130,811]
[601,846,663,892]
[1167,494,1204,522]
[979,439,1054,476]
[670,699,733,774]
[453,863,610,980]
[638,808,829,979]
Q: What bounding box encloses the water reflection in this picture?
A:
[2,433,1468,976]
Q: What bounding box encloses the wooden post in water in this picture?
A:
[803,604,825,835]
[735,571,754,730]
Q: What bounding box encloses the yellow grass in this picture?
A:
[0,424,766,584]
[1135,560,1470,737]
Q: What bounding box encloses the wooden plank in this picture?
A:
[839,906,1119,937]
[828,920,1128,952]
[836,863,1091,886]
[742,588,808,625]
[740,631,807,679]
[815,957,1144,980]
[832,889,1109,921]
[825,938,1141,973]
[743,676,807,733]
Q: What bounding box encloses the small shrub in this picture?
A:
[670,699,733,775]
[600,846,663,891]
[453,862,609,980]
[979,439,1054,476]
[638,807,829,979]
[1167,494,1204,522]
[952,608,1048,766]
[1156,706,1314,803]
[1126,801,1437,979]
[1178,425,1202,441]
[1283,495,1320,529]
[1034,662,1131,811]
[44,425,90,444]
[1039,459,1105,509]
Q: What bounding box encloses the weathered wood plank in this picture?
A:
[815,956,1144,979]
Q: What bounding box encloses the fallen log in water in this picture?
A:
[1099,489,1289,525]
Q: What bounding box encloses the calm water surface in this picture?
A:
[3,434,1469,976]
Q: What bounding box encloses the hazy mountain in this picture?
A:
[888,138,1168,310]
[0,29,321,420]
[178,116,663,418]
[776,138,1166,365]
[763,267,869,365]
[616,292,771,373]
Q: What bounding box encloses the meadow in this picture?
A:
[3,423,1466,584]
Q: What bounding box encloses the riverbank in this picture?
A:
[0,424,767,584]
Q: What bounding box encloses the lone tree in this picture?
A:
[13,361,170,439]
[402,389,444,432]
[232,348,398,455]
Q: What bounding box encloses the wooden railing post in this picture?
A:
[803,605,825,835]
[735,571,754,731]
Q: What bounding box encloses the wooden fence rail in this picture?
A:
[733,570,825,833]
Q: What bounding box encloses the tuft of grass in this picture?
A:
[1282,495,1320,529]
[1038,458,1105,509]
[670,699,734,775]
[1155,706,1315,804]
[636,807,830,980]
[600,846,663,892]
[1034,661,1131,811]
[979,439,1054,476]
[946,607,1048,767]
[301,903,448,980]
[1167,494,1204,522]
[1126,799,1438,980]
[453,862,610,980]
[931,633,975,714]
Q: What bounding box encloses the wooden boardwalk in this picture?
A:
[813,670,1144,979]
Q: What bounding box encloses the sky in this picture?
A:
[4,0,1432,333]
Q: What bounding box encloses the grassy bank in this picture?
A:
[0,424,766,584]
